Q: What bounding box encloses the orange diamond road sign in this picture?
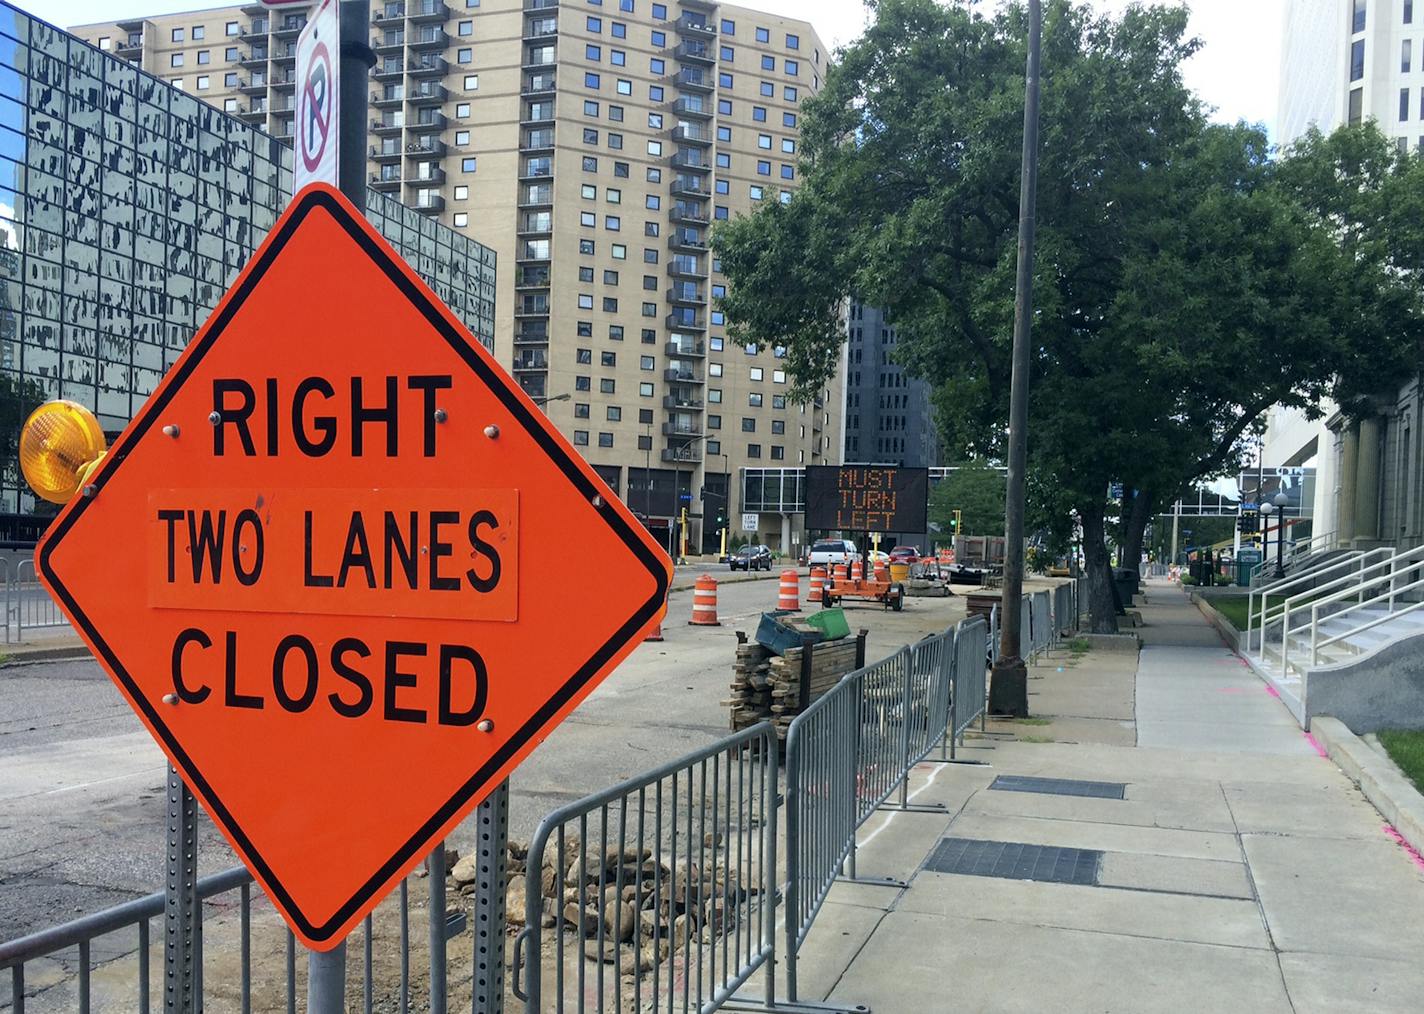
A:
[36,184,673,949]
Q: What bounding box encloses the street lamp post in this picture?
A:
[1259,501,1278,579]
[1272,490,1289,579]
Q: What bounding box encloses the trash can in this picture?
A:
[1112,568,1136,607]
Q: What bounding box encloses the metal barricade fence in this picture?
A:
[950,616,989,747]
[1030,590,1052,658]
[516,723,779,1014]
[2,859,444,1013]
[3,557,68,644]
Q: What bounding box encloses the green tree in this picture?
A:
[929,461,1005,538]
[714,0,1421,632]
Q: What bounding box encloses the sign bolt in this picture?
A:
[476,718,495,733]
[592,495,604,507]
[162,693,179,706]
[434,408,448,424]
[483,424,500,439]
[81,485,97,498]
[208,411,222,426]
[162,424,181,438]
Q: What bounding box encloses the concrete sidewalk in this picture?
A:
[779,579,1424,1012]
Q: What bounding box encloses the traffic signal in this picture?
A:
[1236,514,1259,535]
[949,509,962,533]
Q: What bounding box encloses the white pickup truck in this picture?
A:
[806,539,858,570]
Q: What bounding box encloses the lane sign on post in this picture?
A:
[741,513,758,533]
[294,0,339,191]
[36,185,673,950]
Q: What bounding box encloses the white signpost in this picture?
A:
[294,0,340,191]
[742,513,758,533]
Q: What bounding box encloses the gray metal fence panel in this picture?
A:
[1031,590,1051,655]
[517,723,779,1013]
[4,558,67,644]
[951,616,989,739]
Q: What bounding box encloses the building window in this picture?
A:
[750,367,763,381]
[577,348,593,364]
[1405,39,1413,73]
[457,47,472,63]
[782,138,796,153]
[1349,87,1364,125]
[581,211,597,227]
[196,75,209,90]
[640,382,655,396]
[786,60,799,76]
[715,179,729,194]
[171,53,184,67]
[455,185,469,199]
[606,215,621,230]
[781,165,795,179]
[574,431,590,446]
[709,363,724,377]
[579,266,595,282]
[642,302,657,316]
[196,50,210,64]
[758,134,772,149]
[586,71,601,88]
[459,20,473,36]
[223,97,238,111]
[192,25,205,39]
[612,22,626,38]
[1408,0,1416,25]
[224,71,238,86]
[1353,0,1366,33]
[640,355,655,370]
[1403,87,1411,122]
[756,26,770,43]
[578,321,594,336]
[786,33,799,50]
[583,156,599,171]
[465,75,479,90]
[1351,39,1365,81]
[610,325,625,340]
[742,418,756,432]
[579,293,594,308]
[717,152,731,168]
[462,157,477,172]
[608,132,624,149]
[749,393,763,407]
[719,72,733,87]
[588,15,602,30]
[618,78,633,95]
[647,140,663,156]
[456,129,471,144]
[575,403,591,419]
[709,389,723,403]
[225,46,238,60]
[582,183,597,199]
[602,297,618,311]
[576,376,592,391]
[718,126,732,141]
[760,81,774,97]
[784,85,798,101]
[587,43,602,61]
[650,85,664,101]
[584,127,600,144]
[757,160,771,175]
[172,27,184,42]
[612,243,627,258]
[747,444,762,459]
[226,21,238,35]
[721,45,735,61]
[612,50,626,66]
[601,350,617,366]
[761,55,774,70]
[772,420,785,434]
[598,432,614,447]
[580,239,596,254]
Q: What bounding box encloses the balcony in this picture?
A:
[666,257,704,279]
[666,314,706,332]
[519,185,553,207]
[408,0,451,23]
[273,46,296,63]
[662,446,703,463]
[373,6,406,26]
[409,28,447,48]
[517,214,553,235]
[670,152,711,173]
[514,299,550,317]
[372,90,405,108]
[523,0,560,9]
[522,128,555,151]
[662,422,704,438]
[663,394,704,410]
[376,33,406,52]
[408,56,448,76]
[673,69,713,92]
[374,59,406,80]
[681,0,716,9]
[372,115,405,133]
[370,172,403,190]
[412,194,446,213]
[237,76,264,93]
[404,139,447,157]
[674,15,715,38]
[270,72,297,89]
[513,352,549,371]
[664,367,704,384]
[514,324,550,343]
[672,96,712,118]
[519,161,553,181]
[115,35,144,56]
[273,17,306,38]
[522,73,556,96]
[410,166,447,185]
[667,230,706,252]
[239,50,268,67]
[666,339,706,357]
[674,41,714,65]
[672,124,713,146]
[412,112,448,130]
[670,177,709,199]
[667,286,706,305]
[515,267,550,289]
[371,144,405,162]
[408,83,449,104]
[246,19,268,39]
[525,18,558,41]
[669,206,709,226]
[238,105,267,122]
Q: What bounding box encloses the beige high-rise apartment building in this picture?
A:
[72,0,843,557]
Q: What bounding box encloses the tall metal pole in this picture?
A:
[164,764,198,1014]
[989,0,1042,717]
[308,5,372,1011]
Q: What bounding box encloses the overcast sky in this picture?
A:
[22,0,1284,132]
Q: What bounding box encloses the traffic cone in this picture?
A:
[873,560,888,583]
[689,574,720,626]
[807,567,827,604]
[644,594,666,641]
[778,569,800,612]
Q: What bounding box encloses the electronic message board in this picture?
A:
[804,465,929,534]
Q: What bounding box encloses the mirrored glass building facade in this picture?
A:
[0,3,495,516]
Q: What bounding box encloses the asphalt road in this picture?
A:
[0,570,966,945]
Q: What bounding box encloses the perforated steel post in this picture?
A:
[428,842,448,1014]
[164,764,198,1013]
[472,781,509,1014]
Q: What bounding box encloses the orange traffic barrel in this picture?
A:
[778,569,800,611]
[850,559,863,581]
[832,563,848,581]
[644,594,666,641]
[689,574,720,626]
[807,567,827,604]
[872,560,888,583]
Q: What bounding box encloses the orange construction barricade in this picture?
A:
[689,574,720,626]
[777,569,800,611]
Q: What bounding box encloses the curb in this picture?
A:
[0,643,93,667]
[669,571,781,594]
[1191,593,1245,652]
[1312,716,1424,859]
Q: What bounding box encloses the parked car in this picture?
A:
[807,539,858,570]
[867,549,891,567]
[729,544,773,571]
[888,545,921,561]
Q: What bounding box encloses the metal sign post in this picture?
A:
[163,764,199,1014]
[472,782,510,1014]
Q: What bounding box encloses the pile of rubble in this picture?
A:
[449,832,761,977]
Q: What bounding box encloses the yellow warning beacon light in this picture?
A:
[19,400,108,504]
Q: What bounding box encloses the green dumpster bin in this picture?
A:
[804,606,850,641]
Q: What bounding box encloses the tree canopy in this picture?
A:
[713,0,1423,631]
[929,461,1006,539]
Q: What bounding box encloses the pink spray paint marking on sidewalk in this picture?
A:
[1302,732,1327,758]
[1263,683,1281,699]
[1383,824,1424,873]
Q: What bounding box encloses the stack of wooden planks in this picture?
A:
[728,635,861,739]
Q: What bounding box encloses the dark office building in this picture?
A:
[0,2,495,515]
[842,302,941,468]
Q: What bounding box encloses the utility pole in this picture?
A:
[989,0,1041,718]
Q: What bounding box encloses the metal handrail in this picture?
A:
[1273,544,1424,674]
[1312,575,1424,659]
[1280,545,1424,643]
[1248,549,1377,653]
[1248,529,1341,586]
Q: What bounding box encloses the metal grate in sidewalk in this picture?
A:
[989,774,1126,799]
[922,836,1103,886]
